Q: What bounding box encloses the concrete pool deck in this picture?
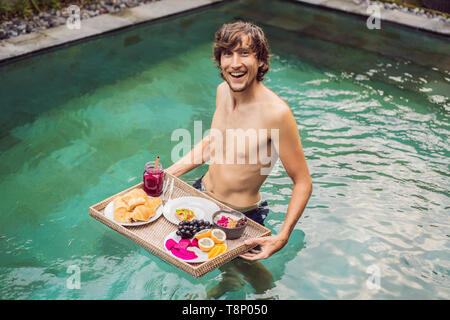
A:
[296,0,450,35]
[0,0,223,63]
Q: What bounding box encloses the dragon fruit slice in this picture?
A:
[171,247,198,260]
[165,239,177,251]
[178,239,191,249]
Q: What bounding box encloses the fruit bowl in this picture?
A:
[212,210,248,240]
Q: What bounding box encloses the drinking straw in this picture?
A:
[154,156,160,173]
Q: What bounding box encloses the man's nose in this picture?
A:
[231,53,242,68]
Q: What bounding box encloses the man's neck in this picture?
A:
[229,80,264,110]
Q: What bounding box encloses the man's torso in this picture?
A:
[203,82,287,207]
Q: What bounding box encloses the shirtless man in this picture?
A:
[166,21,312,261]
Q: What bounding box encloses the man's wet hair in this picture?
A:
[213,21,270,82]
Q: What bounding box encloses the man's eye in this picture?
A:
[224,51,232,56]
[241,51,250,55]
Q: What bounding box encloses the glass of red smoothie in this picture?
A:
[143,161,164,196]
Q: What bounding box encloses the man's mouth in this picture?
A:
[229,71,247,79]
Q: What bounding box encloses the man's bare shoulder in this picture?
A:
[215,82,228,109]
[262,86,292,121]
[217,81,228,96]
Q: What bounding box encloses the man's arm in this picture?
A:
[166,84,223,177]
[165,135,211,177]
[241,106,312,260]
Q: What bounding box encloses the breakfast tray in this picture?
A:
[89,172,271,278]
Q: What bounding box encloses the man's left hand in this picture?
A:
[240,235,288,261]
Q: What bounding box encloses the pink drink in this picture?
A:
[143,162,164,196]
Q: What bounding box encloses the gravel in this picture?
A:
[0,0,158,40]
[368,0,450,23]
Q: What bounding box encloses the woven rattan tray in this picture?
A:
[89,172,271,278]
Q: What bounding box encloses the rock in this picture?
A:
[57,17,66,25]
[41,12,52,21]
[0,29,7,40]
[49,18,58,27]
[16,24,26,31]
[104,5,114,12]
[26,24,33,33]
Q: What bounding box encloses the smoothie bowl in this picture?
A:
[212,210,248,240]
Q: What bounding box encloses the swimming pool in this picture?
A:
[0,0,449,299]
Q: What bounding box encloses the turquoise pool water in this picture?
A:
[0,0,449,299]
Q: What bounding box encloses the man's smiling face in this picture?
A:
[220,36,263,93]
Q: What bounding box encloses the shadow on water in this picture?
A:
[205,229,305,299]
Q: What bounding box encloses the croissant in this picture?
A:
[132,189,148,198]
[113,189,162,223]
[114,197,130,223]
[145,197,162,210]
[122,189,147,202]
[130,205,154,222]
[123,189,147,211]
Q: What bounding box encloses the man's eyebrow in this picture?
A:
[231,46,252,53]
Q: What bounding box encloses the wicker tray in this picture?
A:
[89,172,271,278]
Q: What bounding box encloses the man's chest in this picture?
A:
[210,108,274,164]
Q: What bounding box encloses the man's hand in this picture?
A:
[240,235,288,261]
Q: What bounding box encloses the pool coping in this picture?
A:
[294,0,450,36]
[0,0,225,65]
